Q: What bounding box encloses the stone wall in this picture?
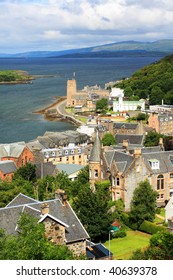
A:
[67,240,86,256]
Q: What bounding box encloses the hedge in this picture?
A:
[139,220,167,235]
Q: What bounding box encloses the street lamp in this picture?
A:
[109,230,114,259]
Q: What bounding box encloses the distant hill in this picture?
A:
[115,54,173,105]
[0,39,173,58]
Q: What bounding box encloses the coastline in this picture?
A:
[33,96,84,127]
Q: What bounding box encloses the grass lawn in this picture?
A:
[103,230,151,260]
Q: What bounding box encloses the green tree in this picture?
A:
[129,180,157,229]
[0,213,76,260]
[13,163,36,182]
[96,98,108,112]
[73,181,113,242]
[102,132,116,146]
[144,131,164,147]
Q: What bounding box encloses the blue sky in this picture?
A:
[0,0,173,53]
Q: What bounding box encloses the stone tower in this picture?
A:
[89,131,103,190]
[67,79,77,106]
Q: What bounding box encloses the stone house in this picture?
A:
[100,120,146,136]
[0,160,17,181]
[0,142,35,167]
[148,112,173,135]
[0,190,90,257]
[89,133,173,211]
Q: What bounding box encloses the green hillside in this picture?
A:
[115,54,173,105]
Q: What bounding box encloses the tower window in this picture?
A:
[94,169,98,178]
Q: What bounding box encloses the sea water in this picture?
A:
[0,55,163,143]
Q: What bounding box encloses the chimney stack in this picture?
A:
[122,139,129,152]
[159,138,164,150]
[134,148,141,158]
[55,189,67,206]
[41,203,49,215]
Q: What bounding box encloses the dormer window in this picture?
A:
[149,159,159,169]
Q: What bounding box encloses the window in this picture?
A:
[94,169,98,178]
[157,174,164,190]
[116,177,120,186]
[170,173,173,178]
[149,159,159,169]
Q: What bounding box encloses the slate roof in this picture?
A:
[86,243,112,259]
[105,150,134,174]
[0,193,89,243]
[0,142,26,158]
[89,132,101,162]
[27,140,45,151]
[113,122,138,129]
[0,160,17,174]
[141,146,163,154]
[142,150,173,174]
[35,162,57,178]
[56,164,85,176]
[115,134,144,145]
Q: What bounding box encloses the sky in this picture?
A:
[0,0,173,53]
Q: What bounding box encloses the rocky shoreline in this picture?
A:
[33,96,84,126]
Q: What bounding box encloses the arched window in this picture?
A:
[157,175,164,190]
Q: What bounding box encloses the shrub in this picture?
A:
[139,220,166,235]
[113,229,126,238]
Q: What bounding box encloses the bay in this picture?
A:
[0,55,164,143]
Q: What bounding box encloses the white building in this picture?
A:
[110,87,145,112]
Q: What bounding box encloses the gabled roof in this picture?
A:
[56,164,85,176]
[6,193,38,208]
[0,142,26,158]
[0,193,89,243]
[105,150,134,174]
[0,160,17,174]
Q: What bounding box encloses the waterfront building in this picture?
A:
[66,79,109,107]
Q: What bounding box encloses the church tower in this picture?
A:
[67,79,77,106]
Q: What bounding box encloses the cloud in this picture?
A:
[0,0,173,53]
